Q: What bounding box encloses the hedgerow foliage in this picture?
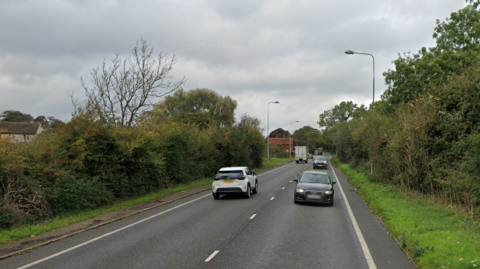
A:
[0,89,264,229]
[319,2,480,214]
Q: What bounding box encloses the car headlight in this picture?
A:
[296,188,305,193]
[324,190,332,195]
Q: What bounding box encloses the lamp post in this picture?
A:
[345,50,375,110]
[289,120,299,159]
[267,101,280,163]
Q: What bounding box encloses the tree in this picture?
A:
[47,116,65,129]
[292,126,321,153]
[0,110,33,122]
[382,3,480,108]
[238,114,261,131]
[317,101,365,130]
[152,88,237,128]
[80,39,185,127]
[269,128,289,138]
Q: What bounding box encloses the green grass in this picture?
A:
[255,157,292,172]
[0,158,292,246]
[0,178,213,245]
[333,157,480,269]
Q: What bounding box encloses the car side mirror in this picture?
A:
[332,182,336,184]
[252,172,256,176]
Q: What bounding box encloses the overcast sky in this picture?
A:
[0,0,468,135]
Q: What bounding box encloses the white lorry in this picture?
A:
[295,146,308,163]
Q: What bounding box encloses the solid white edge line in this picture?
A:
[205,250,220,262]
[250,214,257,220]
[330,165,377,269]
[18,194,212,269]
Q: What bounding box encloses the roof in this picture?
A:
[218,167,247,171]
[0,122,41,134]
[302,170,329,175]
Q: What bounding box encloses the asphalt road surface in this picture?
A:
[0,154,414,269]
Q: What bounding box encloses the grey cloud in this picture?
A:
[0,0,469,133]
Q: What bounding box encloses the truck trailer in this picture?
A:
[295,146,308,163]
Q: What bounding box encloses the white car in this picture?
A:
[212,167,258,199]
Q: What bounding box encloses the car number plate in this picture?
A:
[307,194,321,199]
[222,180,235,183]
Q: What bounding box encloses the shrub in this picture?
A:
[44,175,113,215]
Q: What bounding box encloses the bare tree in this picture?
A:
[81,40,185,127]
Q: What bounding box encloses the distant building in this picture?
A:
[0,122,44,142]
[269,137,296,152]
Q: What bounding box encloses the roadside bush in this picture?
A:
[0,202,22,229]
[122,145,165,195]
[44,174,113,215]
[0,139,50,228]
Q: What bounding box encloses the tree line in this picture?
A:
[0,110,64,129]
[319,1,480,213]
[0,41,265,228]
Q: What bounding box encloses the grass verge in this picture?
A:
[0,158,291,246]
[255,157,292,171]
[0,177,212,245]
[333,157,480,269]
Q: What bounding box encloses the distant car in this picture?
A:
[212,167,258,199]
[294,171,335,205]
[313,156,328,169]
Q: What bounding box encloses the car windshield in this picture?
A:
[300,174,330,184]
[314,157,326,161]
[216,170,244,179]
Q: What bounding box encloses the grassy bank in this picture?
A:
[333,157,480,269]
[0,157,291,246]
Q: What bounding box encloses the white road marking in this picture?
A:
[282,187,285,190]
[270,197,275,200]
[18,162,299,268]
[330,165,377,269]
[257,162,296,176]
[205,250,220,262]
[18,194,212,269]
[250,214,257,220]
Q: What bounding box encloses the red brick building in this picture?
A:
[269,137,296,152]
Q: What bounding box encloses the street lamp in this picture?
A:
[289,120,299,159]
[267,101,280,163]
[345,50,375,110]
[346,50,375,174]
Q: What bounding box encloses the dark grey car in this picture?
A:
[294,171,335,206]
[313,156,328,169]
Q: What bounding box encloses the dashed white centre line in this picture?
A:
[250,214,257,219]
[282,187,285,189]
[270,197,275,200]
[205,250,219,262]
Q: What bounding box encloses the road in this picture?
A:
[0,154,414,269]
